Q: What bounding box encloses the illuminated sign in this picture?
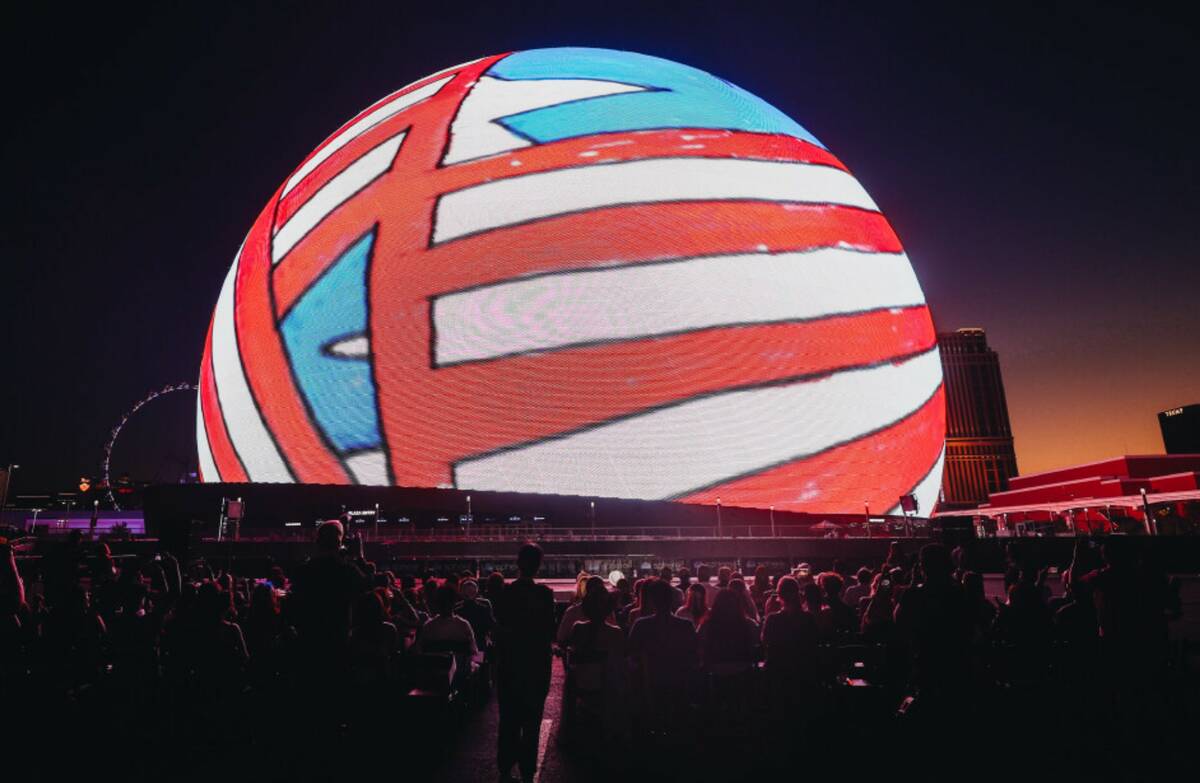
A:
[1163,408,1183,417]
[196,47,944,515]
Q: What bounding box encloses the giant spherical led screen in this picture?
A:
[196,47,945,515]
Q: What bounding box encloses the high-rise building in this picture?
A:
[938,328,1019,509]
[1159,404,1200,454]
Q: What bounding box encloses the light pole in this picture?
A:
[0,463,18,514]
[770,505,776,538]
[465,495,472,539]
[1140,488,1154,535]
[589,500,595,537]
[864,500,870,539]
[716,497,722,538]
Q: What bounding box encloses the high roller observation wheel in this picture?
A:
[102,382,199,510]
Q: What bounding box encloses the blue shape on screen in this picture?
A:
[488,47,824,149]
[280,231,380,454]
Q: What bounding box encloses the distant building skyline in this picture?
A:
[938,328,1019,509]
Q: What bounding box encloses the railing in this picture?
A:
[208,520,931,543]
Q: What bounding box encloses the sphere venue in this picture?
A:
[196,47,945,515]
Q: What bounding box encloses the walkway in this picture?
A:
[437,662,596,783]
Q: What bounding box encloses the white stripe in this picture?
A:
[442,75,644,165]
[346,450,389,486]
[433,157,879,244]
[888,445,946,517]
[211,257,294,482]
[433,248,925,365]
[914,445,947,517]
[272,131,406,264]
[326,334,369,358]
[283,76,452,196]
[455,348,943,499]
[195,387,221,483]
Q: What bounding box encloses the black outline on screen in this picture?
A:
[270,128,409,273]
[450,344,942,479]
[219,248,298,483]
[281,72,452,200]
[434,69,669,168]
[428,156,862,248]
[665,382,946,500]
[425,201,889,370]
[427,247,920,368]
[274,226,383,483]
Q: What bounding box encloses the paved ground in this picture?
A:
[437,661,586,783]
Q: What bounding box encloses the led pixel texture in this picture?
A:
[196,47,945,515]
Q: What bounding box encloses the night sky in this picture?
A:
[2,1,1197,492]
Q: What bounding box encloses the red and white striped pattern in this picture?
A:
[197,52,945,515]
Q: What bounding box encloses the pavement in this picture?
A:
[435,660,592,783]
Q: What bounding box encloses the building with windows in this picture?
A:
[937,328,1019,509]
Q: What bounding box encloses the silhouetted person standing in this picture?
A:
[494,543,555,783]
[894,543,971,704]
[290,520,369,666]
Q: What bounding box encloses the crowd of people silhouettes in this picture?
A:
[0,524,1190,780]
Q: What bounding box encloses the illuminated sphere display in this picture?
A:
[196,47,945,515]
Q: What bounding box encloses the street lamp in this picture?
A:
[1140,487,1154,535]
[770,505,776,538]
[589,500,595,537]
[715,497,723,538]
[0,463,19,513]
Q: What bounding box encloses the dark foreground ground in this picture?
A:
[5,576,1198,783]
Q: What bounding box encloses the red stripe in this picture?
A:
[275,123,847,230]
[198,318,248,483]
[677,386,946,513]
[274,201,899,318]
[434,129,848,195]
[233,206,349,484]
[260,54,920,493]
[425,308,937,483]
[275,56,509,228]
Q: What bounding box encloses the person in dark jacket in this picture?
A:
[289,520,369,665]
[628,578,697,695]
[494,544,556,783]
[455,578,496,648]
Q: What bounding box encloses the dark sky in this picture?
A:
[2,1,1197,492]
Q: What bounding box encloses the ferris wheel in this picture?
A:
[102,382,198,510]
